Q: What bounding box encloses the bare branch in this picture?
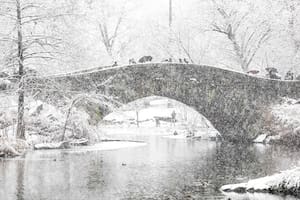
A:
[22,13,73,25]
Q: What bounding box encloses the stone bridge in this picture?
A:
[33,63,300,142]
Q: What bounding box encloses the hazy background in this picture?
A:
[0,0,299,76]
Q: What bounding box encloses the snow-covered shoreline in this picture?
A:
[222,192,300,200]
[221,168,300,197]
[31,141,147,153]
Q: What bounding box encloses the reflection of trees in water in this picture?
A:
[62,153,71,194]
[255,145,300,173]
[16,161,25,200]
[201,142,277,189]
[86,153,105,191]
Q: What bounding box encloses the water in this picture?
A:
[1,135,300,200]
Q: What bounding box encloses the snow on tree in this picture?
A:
[210,0,271,72]
[0,0,75,139]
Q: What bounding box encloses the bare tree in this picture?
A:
[173,31,195,63]
[98,17,124,59]
[0,0,72,139]
[211,0,271,72]
[16,0,25,139]
[282,0,300,71]
[96,1,127,61]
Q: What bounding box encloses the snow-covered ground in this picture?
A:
[104,107,176,123]
[0,95,149,155]
[221,168,300,197]
[104,97,211,127]
[0,95,220,154]
[222,192,299,200]
[102,96,220,140]
[0,95,103,145]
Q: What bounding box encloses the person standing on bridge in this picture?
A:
[183,58,189,64]
[284,71,294,80]
[112,61,118,67]
[171,110,176,126]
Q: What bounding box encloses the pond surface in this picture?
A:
[1,134,300,200]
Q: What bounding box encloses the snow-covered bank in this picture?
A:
[0,95,108,148]
[254,98,300,146]
[0,138,28,157]
[221,168,300,197]
[222,192,299,200]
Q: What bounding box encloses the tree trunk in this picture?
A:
[169,0,172,28]
[62,100,76,141]
[16,0,25,140]
[136,111,139,127]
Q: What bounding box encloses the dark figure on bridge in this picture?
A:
[129,58,136,65]
[112,61,118,67]
[179,58,183,63]
[155,118,161,127]
[171,110,176,126]
[138,56,153,63]
[168,58,172,62]
[265,67,281,80]
[284,71,294,80]
[183,58,189,64]
[247,70,260,75]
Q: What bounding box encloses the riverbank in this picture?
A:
[0,95,108,146]
[0,138,147,157]
[0,138,28,157]
[221,168,300,197]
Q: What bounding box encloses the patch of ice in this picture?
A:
[66,141,147,152]
[162,135,187,139]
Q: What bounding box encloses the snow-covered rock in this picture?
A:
[221,168,300,196]
[265,135,281,144]
[0,138,29,157]
[253,134,268,143]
